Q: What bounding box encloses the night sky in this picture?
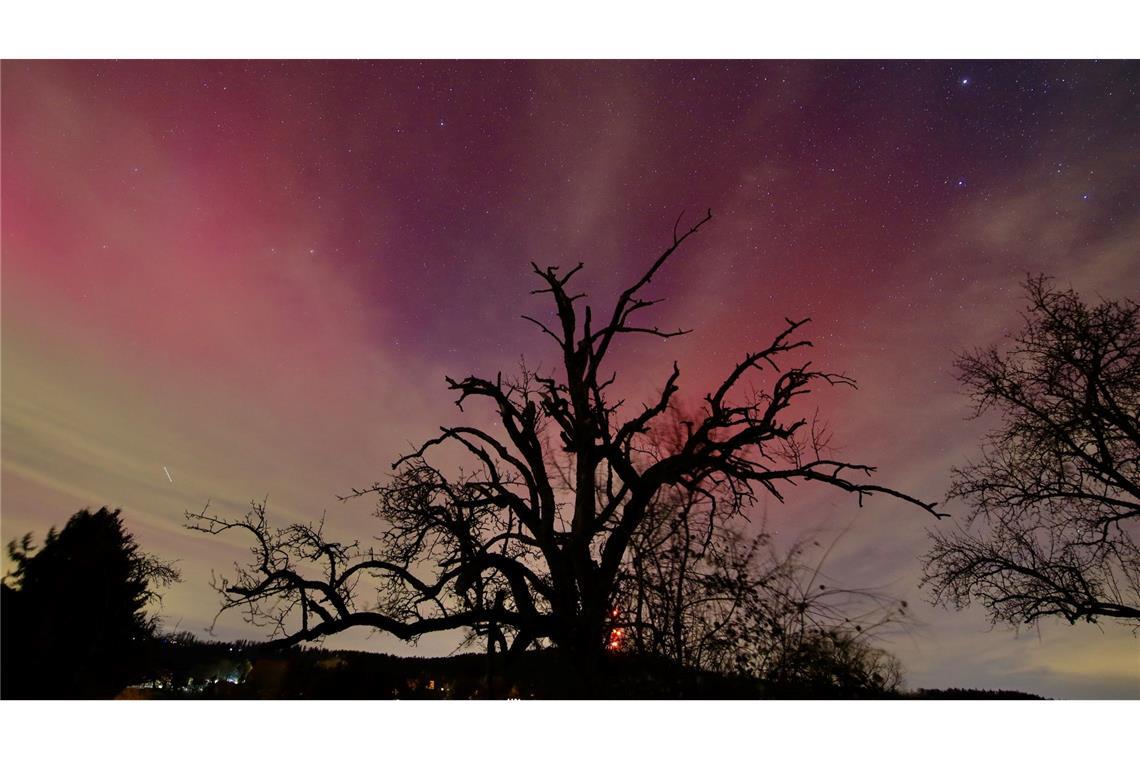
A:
[2,60,1138,697]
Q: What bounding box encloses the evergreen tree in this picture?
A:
[2,507,179,698]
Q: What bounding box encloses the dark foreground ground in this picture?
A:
[107,638,1045,700]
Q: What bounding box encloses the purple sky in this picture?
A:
[3,60,1138,697]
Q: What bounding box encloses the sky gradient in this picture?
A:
[2,60,1138,697]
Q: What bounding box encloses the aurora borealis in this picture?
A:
[2,59,1138,697]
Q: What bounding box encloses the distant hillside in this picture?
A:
[907,688,1046,700]
[118,636,1045,700]
[128,639,764,699]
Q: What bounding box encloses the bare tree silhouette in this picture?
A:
[188,210,939,680]
[924,276,1140,626]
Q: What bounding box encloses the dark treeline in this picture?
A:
[2,505,1049,699]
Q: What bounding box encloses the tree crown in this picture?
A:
[189,211,937,661]
[924,276,1140,626]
